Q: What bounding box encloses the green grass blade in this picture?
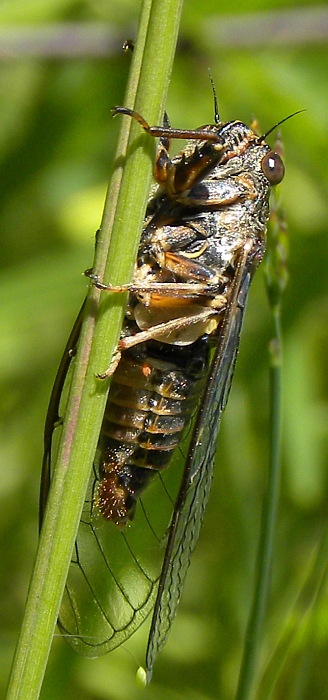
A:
[235,173,287,700]
[6,1,184,698]
[256,518,328,699]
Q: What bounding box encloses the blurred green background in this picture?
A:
[1,1,327,699]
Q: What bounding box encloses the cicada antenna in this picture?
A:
[258,109,306,142]
[208,69,220,125]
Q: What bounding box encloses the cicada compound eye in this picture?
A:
[261,151,285,185]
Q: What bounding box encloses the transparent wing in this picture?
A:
[146,237,264,677]
[42,308,185,657]
[57,456,184,656]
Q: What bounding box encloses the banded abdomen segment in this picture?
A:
[97,338,209,526]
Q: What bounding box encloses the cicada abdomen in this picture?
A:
[43,103,287,676]
[97,335,209,526]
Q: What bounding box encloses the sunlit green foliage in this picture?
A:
[1,2,328,699]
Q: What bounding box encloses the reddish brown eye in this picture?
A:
[261,151,285,185]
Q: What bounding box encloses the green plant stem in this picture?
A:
[236,306,282,700]
[257,515,328,699]
[6,2,184,699]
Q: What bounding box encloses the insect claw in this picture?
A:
[96,349,122,379]
[84,268,99,283]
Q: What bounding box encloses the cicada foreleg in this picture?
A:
[112,106,224,145]
[112,106,225,196]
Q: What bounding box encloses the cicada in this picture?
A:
[41,97,287,680]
